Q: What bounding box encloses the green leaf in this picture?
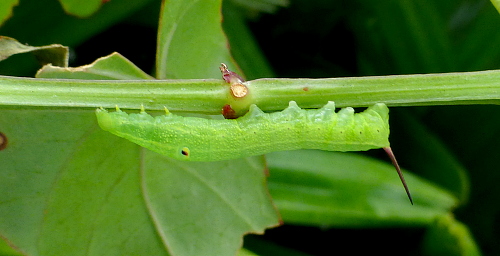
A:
[422,214,482,256]
[350,0,454,74]
[0,110,126,255]
[0,10,280,252]
[156,0,238,79]
[35,117,168,255]
[0,0,156,76]
[238,248,260,256]
[491,0,500,14]
[266,150,457,227]
[0,109,278,255]
[58,0,103,18]
[36,52,154,80]
[0,36,68,67]
[0,236,23,256]
[222,1,275,79]
[143,153,278,256]
[0,0,18,26]
[0,0,155,47]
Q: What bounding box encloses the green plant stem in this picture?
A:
[1,69,500,114]
[246,69,500,111]
[0,76,228,114]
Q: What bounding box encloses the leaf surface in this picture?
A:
[156,0,238,79]
[58,0,103,17]
[143,152,278,256]
[36,52,154,80]
[0,0,18,26]
[266,150,457,227]
[0,108,279,256]
[0,36,68,67]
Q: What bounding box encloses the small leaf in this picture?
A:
[58,0,103,18]
[0,36,68,67]
[36,52,154,80]
[0,0,18,26]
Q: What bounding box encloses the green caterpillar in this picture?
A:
[96,101,413,204]
[95,101,390,161]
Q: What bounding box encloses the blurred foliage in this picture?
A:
[1,0,500,255]
[246,0,500,255]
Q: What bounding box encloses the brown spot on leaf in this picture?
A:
[0,132,7,150]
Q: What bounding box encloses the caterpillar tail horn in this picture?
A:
[383,147,413,205]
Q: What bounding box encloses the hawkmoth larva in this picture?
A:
[96,101,389,160]
[96,101,413,204]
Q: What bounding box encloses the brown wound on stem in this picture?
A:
[230,83,248,98]
[0,132,7,150]
[222,104,237,119]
